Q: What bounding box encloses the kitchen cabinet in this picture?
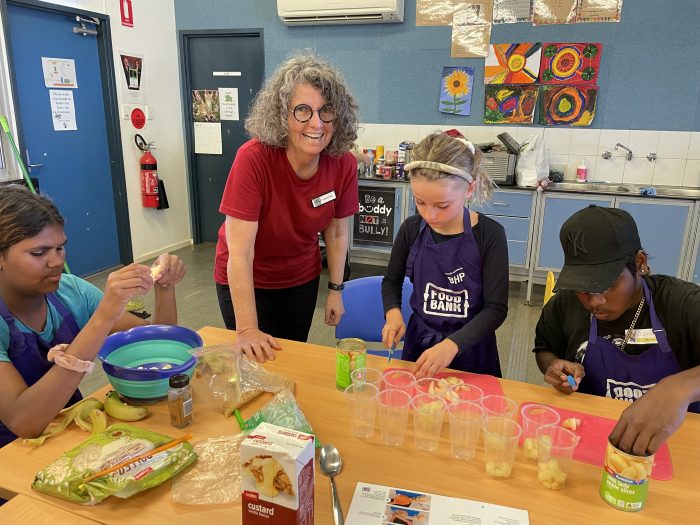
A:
[616,198,694,278]
[534,194,614,271]
[469,190,536,267]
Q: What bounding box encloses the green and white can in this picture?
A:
[600,440,654,512]
[336,338,367,391]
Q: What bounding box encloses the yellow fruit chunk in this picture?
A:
[561,417,581,431]
[485,461,512,478]
[524,437,539,461]
[538,458,567,490]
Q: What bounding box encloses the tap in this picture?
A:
[647,152,657,162]
[615,143,633,161]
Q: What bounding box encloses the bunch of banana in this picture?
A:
[24,397,104,446]
[103,391,150,422]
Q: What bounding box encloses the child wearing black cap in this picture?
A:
[533,205,700,456]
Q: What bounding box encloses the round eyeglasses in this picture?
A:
[290,104,336,123]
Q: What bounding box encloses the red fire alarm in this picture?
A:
[130,108,146,129]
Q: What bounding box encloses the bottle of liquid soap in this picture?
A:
[576,159,588,182]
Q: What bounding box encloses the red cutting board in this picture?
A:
[384,368,504,397]
[518,402,673,481]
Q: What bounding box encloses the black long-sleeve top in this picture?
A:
[381,213,509,352]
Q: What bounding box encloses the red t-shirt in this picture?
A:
[214,139,359,289]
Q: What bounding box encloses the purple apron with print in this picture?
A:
[0,294,82,447]
[579,279,699,413]
[404,209,501,376]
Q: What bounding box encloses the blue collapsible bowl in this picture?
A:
[98,325,201,400]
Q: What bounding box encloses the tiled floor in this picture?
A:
[80,243,548,395]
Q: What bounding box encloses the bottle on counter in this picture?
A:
[576,159,588,182]
[168,373,193,428]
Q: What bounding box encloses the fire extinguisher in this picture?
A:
[135,134,159,208]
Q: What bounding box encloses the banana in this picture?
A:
[103,391,150,421]
[72,398,105,431]
[24,397,104,446]
[88,408,107,437]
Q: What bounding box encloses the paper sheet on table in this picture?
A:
[533,0,577,24]
[347,483,529,525]
[450,2,493,58]
[493,0,533,23]
[416,0,456,26]
[576,0,623,22]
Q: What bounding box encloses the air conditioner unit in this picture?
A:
[278,0,404,26]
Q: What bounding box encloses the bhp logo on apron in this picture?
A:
[423,283,468,318]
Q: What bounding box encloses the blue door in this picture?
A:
[6,3,121,276]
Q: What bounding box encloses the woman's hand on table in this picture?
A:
[609,374,690,456]
[413,339,458,379]
[236,328,281,363]
[382,308,406,348]
[324,291,345,326]
[150,253,186,287]
[543,358,584,394]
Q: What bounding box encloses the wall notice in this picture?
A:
[49,90,77,131]
[353,187,396,246]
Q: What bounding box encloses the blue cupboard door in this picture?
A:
[694,243,700,284]
[617,200,693,277]
[536,195,613,271]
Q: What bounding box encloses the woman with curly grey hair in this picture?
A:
[214,51,360,361]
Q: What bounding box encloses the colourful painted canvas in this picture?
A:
[539,43,602,84]
[484,43,542,84]
[538,85,598,126]
[484,84,539,124]
[439,67,475,115]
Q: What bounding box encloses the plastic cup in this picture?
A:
[351,367,383,389]
[377,389,412,447]
[447,383,484,404]
[411,394,447,452]
[344,383,378,439]
[482,416,522,479]
[448,400,484,460]
[520,403,561,462]
[415,378,445,397]
[536,424,580,490]
[481,395,518,420]
[382,370,416,395]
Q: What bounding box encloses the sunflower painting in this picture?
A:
[439,67,474,116]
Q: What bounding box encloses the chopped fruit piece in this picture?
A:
[561,417,581,431]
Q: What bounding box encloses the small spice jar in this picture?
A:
[336,338,367,391]
[168,373,193,428]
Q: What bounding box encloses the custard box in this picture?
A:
[241,422,315,525]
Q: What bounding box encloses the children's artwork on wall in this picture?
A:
[538,85,598,126]
[440,67,475,116]
[484,84,539,124]
[539,43,602,84]
[484,43,542,84]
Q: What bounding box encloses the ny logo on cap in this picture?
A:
[566,230,588,256]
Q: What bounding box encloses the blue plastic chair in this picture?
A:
[335,275,413,359]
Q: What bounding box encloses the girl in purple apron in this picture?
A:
[0,185,185,448]
[382,131,509,378]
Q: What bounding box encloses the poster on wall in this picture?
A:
[484,84,539,124]
[192,89,222,155]
[120,0,134,27]
[49,90,77,131]
[439,67,474,115]
[539,43,601,84]
[353,187,396,247]
[41,57,77,88]
[484,43,541,84]
[576,0,623,22]
[450,2,493,58]
[119,52,143,92]
[532,0,577,25]
[493,0,533,23]
[538,85,598,126]
[416,0,456,26]
[219,87,240,121]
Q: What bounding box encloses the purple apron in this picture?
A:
[403,209,501,376]
[0,294,82,447]
[579,279,699,413]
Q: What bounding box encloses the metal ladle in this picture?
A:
[319,444,345,525]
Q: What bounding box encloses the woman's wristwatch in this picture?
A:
[327,281,345,291]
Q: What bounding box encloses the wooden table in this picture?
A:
[0,494,101,524]
[0,326,698,524]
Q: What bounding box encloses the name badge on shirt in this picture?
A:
[626,328,658,345]
[311,190,336,208]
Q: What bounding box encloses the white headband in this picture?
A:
[404,160,473,183]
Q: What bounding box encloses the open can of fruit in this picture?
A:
[336,338,367,391]
[600,440,654,512]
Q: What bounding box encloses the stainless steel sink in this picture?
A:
[549,182,634,193]
[652,186,700,199]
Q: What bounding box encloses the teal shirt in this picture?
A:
[0,274,103,362]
